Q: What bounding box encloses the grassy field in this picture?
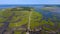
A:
[0,7,60,34]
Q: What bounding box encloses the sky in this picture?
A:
[0,0,60,4]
